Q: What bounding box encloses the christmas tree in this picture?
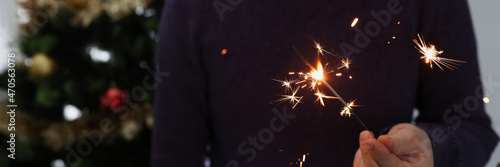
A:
[0,0,163,166]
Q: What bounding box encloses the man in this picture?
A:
[152,0,499,166]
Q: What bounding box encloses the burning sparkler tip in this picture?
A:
[276,45,371,133]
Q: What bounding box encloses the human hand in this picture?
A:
[353,123,434,167]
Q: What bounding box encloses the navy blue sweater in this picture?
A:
[152,0,499,166]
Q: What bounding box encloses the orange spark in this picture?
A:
[338,58,352,70]
[314,90,338,106]
[413,34,466,70]
[340,101,357,117]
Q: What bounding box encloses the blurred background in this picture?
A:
[0,0,162,166]
[0,0,498,167]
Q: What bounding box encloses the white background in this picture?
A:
[0,0,18,73]
[469,0,500,166]
[0,0,499,166]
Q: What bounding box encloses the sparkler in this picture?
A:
[413,34,466,70]
[272,43,372,134]
[270,16,467,167]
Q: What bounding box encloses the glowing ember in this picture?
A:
[483,97,490,104]
[351,18,359,27]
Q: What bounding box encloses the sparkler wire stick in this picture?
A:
[321,80,372,135]
[291,46,374,136]
[292,46,315,70]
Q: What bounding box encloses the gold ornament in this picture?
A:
[120,120,141,141]
[29,53,57,80]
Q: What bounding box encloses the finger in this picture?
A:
[382,124,432,155]
[379,135,412,161]
[379,134,432,166]
[369,135,410,167]
[359,131,379,167]
[353,149,363,167]
[378,135,401,154]
[381,126,415,154]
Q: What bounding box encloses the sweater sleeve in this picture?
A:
[151,1,209,166]
[415,0,499,166]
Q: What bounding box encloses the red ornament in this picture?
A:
[100,88,129,116]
